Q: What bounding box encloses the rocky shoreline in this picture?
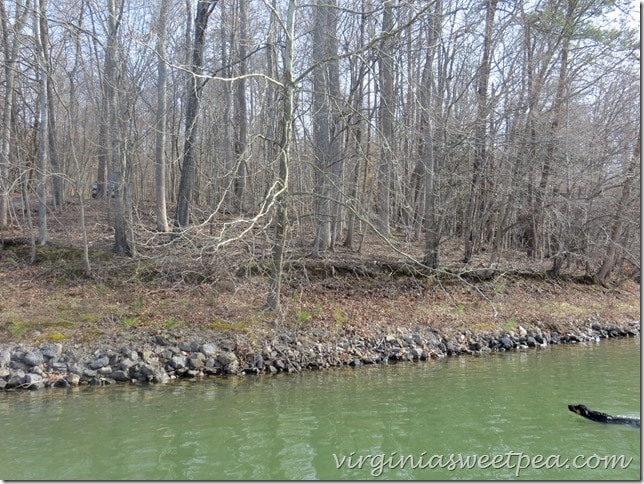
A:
[0,317,639,391]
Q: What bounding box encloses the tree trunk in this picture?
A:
[375,2,394,235]
[311,0,342,257]
[232,0,248,212]
[154,0,170,232]
[0,0,29,228]
[105,0,131,256]
[34,0,48,245]
[463,0,498,263]
[267,0,295,312]
[175,0,217,227]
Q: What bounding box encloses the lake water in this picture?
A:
[0,337,639,480]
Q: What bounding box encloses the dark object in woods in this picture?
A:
[568,404,640,428]
[91,181,116,199]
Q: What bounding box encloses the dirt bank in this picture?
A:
[0,239,639,390]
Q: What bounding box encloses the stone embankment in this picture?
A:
[0,319,639,391]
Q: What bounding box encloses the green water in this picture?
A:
[0,337,639,480]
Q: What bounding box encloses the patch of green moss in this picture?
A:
[8,321,31,338]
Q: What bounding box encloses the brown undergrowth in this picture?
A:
[0,198,639,347]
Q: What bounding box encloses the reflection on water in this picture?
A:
[0,337,639,480]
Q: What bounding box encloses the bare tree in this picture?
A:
[175,0,218,227]
[0,0,29,227]
[34,0,49,244]
[311,0,343,257]
[154,0,171,232]
[267,0,296,311]
[463,0,498,263]
[375,1,394,235]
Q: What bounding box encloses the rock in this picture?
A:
[120,358,137,372]
[7,370,25,387]
[140,350,154,362]
[159,349,173,360]
[518,325,528,337]
[66,374,80,386]
[171,355,188,369]
[152,368,170,384]
[41,343,63,360]
[83,368,97,378]
[111,369,130,382]
[24,373,44,390]
[499,337,513,350]
[155,335,171,346]
[200,343,217,356]
[23,351,44,367]
[0,351,10,367]
[178,342,193,352]
[217,351,238,366]
[120,348,139,361]
[90,355,110,370]
[98,366,113,376]
[224,360,239,374]
[526,336,537,348]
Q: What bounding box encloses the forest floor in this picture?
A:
[0,196,639,352]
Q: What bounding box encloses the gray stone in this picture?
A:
[7,370,26,387]
[111,369,130,381]
[141,350,154,362]
[155,335,171,346]
[138,364,156,377]
[0,351,11,367]
[66,374,80,386]
[90,355,110,369]
[83,368,98,378]
[98,366,113,376]
[23,351,44,367]
[120,348,139,361]
[200,343,217,356]
[217,351,238,366]
[120,358,137,371]
[526,336,537,348]
[178,342,193,352]
[159,349,173,360]
[171,355,188,369]
[188,357,204,369]
[152,368,170,384]
[224,359,239,374]
[41,343,63,360]
[24,373,44,389]
[500,337,514,350]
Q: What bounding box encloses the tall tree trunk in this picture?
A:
[175,0,217,227]
[311,0,342,257]
[34,0,48,245]
[232,0,248,211]
[375,1,394,235]
[529,0,575,261]
[38,4,63,211]
[417,0,441,267]
[0,0,29,228]
[463,0,498,263]
[155,0,170,232]
[267,0,295,312]
[105,0,131,255]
